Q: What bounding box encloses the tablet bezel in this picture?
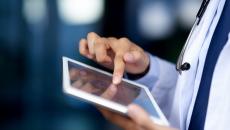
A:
[62,56,169,126]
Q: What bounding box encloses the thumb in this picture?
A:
[128,104,177,130]
[128,104,156,130]
[123,51,142,64]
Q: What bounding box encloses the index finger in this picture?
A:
[112,54,125,85]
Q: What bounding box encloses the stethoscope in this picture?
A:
[176,0,210,74]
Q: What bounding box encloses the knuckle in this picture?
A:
[87,32,96,37]
[108,37,118,45]
[94,38,105,50]
[79,48,86,55]
[108,37,117,41]
[135,51,142,59]
[94,39,100,47]
[117,38,131,50]
[96,55,106,63]
[119,37,129,42]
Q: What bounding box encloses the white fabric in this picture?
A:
[134,0,230,129]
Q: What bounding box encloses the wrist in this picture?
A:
[126,63,150,80]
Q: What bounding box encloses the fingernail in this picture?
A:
[113,75,121,85]
[125,53,133,61]
[128,105,137,117]
[87,54,93,59]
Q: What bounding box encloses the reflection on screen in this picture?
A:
[68,61,159,118]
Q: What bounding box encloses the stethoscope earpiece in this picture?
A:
[180,62,191,71]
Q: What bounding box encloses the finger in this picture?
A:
[108,37,117,41]
[100,84,117,99]
[113,54,125,85]
[98,108,139,130]
[94,38,112,63]
[110,114,139,130]
[79,38,93,59]
[87,32,100,55]
[128,104,156,130]
[123,51,142,64]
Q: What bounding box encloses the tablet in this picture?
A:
[62,57,169,126]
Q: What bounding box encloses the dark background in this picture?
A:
[0,0,201,129]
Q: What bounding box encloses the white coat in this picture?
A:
[134,0,230,129]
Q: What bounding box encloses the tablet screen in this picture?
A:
[68,61,160,118]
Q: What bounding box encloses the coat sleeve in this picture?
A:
[132,53,178,119]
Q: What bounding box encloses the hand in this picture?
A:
[96,84,177,130]
[79,32,150,85]
[98,104,177,130]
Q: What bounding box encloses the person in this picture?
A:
[77,0,230,129]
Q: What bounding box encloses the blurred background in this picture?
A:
[0,0,201,130]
